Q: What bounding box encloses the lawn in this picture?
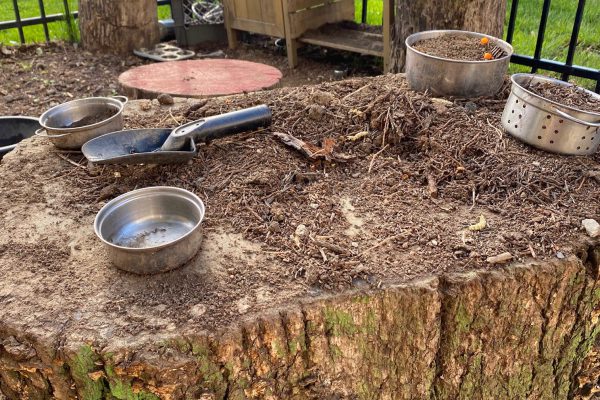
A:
[0,0,598,87]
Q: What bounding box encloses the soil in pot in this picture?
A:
[58,108,118,129]
[526,81,600,113]
[412,34,506,61]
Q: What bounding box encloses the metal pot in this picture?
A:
[0,116,41,159]
[94,187,205,275]
[501,74,600,155]
[35,96,127,150]
[405,30,513,97]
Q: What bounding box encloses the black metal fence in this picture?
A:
[506,0,599,93]
[0,0,171,43]
[1,0,599,92]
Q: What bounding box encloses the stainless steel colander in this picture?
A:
[502,73,600,155]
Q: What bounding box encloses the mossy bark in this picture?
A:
[1,249,600,399]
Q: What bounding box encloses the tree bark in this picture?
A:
[1,248,599,399]
[78,0,160,54]
[390,0,507,72]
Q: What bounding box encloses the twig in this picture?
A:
[361,234,403,256]
[368,144,389,174]
[342,83,371,102]
[245,205,263,223]
[312,239,350,255]
[55,153,87,169]
[427,174,438,198]
[168,108,181,125]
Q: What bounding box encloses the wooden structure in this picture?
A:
[224,0,393,70]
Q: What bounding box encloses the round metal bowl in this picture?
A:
[405,30,513,97]
[94,187,205,275]
[502,73,600,155]
[0,116,41,159]
[35,96,127,150]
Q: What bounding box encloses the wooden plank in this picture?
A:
[273,0,285,34]
[288,0,354,38]
[233,0,248,19]
[299,27,384,57]
[259,0,275,24]
[281,0,298,67]
[287,0,327,12]
[231,18,284,37]
[223,0,240,48]
[246,0,263,21]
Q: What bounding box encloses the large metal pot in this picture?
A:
[405,30,513,97]
[94,187,205,275]
[35,96,127,149]
[502,73,600,155]
[0,116,41,159]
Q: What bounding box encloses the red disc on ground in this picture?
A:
[118,59,282,98]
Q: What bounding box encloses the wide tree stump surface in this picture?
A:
[0,75,599,399]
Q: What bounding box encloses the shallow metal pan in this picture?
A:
[94,186,205,274]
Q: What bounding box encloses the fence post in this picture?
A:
[11,0,25,43]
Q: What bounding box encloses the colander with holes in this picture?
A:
[501,73,600,155]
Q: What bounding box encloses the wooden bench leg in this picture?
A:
[227,28,239,49]
[286,38,298,68]
[224,1,238,50]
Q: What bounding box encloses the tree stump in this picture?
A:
[78,0,159,54]
[389,0,507,72]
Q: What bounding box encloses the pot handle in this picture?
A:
[34,128,71,139]
[554,108,600,128]
[111,95,128,105]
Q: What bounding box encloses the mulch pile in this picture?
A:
[527,80,600,113]
[412,34,504,61]
[1,72,599,334]
[60,74,600,290]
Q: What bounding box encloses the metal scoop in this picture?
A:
[82,105,271,165]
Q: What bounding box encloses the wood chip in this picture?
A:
[486,252,513,264]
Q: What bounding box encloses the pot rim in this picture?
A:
[94,186,205,253]
[0,116,40,154]
[39,96,126,133]
[510,73,600,119]
[405,29,514,65]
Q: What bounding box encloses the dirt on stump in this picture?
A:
[0,73,599,348]
[412,34,505,61]
[526,80,600,113]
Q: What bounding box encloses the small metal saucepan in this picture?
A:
[35,96,127,150]
[94,186,205,274]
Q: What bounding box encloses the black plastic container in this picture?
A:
[171,0,227,46]
[0,116,41,159]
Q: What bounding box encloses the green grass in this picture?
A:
[1,0,598,88]
[505,0,600,88]
[0,1,171,44]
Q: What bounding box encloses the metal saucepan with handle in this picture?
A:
[35,96,128,150]
[82,104,272,164]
